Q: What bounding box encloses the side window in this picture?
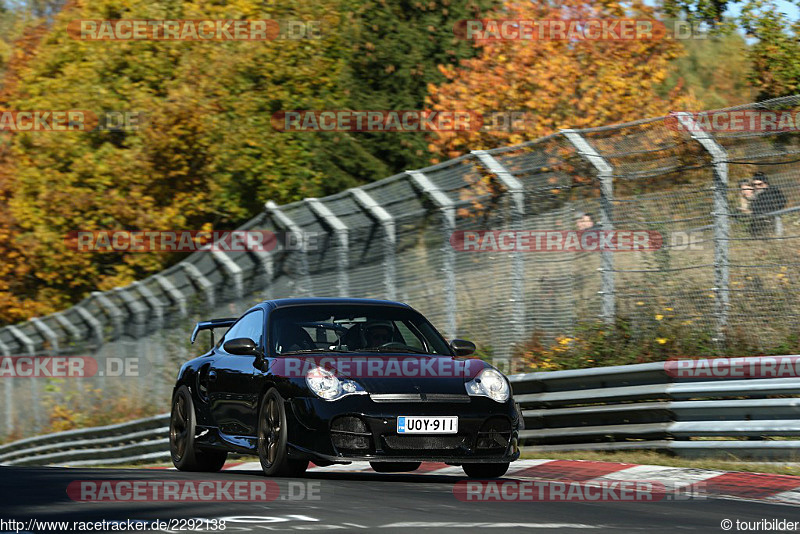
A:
[395,321,425,350]
[222,310,265,349]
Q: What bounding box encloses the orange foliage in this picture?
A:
[426,0,698,161]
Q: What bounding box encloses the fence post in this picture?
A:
[407,170,457,340]
[266,201,311,297]
[0,337,12,436]
[130,281,165,400]
[675,113,729,343]
[562,129,615,323]
[154,275,187,317]
[473,150,526,357]
[180,264,216,308]
[209,250,244,300]
[31,318,60,354]
[306,198,350,297]
[112,287,149,338]
[53,312,81,342]
[130,281,165,327]
[6,326,42,432]
[244,246,275,301]
[91,291,124,340]
[351,187,397,301]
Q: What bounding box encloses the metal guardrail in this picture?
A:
[0,414,170,466]
[3,355,800,466]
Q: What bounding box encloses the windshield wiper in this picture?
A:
[360,346,433,354]
[280,347,353,355]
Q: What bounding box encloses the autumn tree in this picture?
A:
[0,0,360,318]
[426,0,696,160]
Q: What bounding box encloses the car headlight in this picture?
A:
[306,366,365,401]
[465,368,510,403]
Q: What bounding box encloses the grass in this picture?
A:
[521,449,800,476]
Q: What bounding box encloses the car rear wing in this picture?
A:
[190,317,238,347]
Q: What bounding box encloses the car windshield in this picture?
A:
[269,304,451,356]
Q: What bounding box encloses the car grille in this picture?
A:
[369,393,470,403]
[477,416,512,450]
[383,434,468,451]
[331,416,373,454]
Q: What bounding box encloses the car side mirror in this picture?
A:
[224,337,261,356]
[450,339,476,356]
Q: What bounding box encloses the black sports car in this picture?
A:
[169,298,521,477]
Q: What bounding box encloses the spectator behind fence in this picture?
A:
[576,212,595,231]
[749,172,787,237]
[738,178,754,215]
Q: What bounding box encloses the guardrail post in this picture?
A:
[6,326,42,432]
[473,150,526,358]
[154,275,187,317]
[180,263,216,308]
[265,201,311,297]
[408,170,457,340]
[562,130,615,324]
[351,187,397,300]
[0,338,12,436]
[306,198,350,296]
[675,113,729,343]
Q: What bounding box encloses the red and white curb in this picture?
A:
[216,458,800,506]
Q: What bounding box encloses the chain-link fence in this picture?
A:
[2,95,800,439]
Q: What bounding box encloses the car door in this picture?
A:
[208,309,265,438]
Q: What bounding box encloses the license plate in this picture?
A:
[397,416,458,434]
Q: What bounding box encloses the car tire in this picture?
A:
[257,388,309,477]
[370,462,422,473]
[170,385,228,472]
[462,462,509,478]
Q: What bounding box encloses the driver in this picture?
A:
[363,320,394,348]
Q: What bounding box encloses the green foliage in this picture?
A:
[663,0,800,100]
[660,29,756,108]
[340,0,499,171]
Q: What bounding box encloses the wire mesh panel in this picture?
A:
[4,96,800,440]
[709,96,800,347]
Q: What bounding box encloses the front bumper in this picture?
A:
[286,394,521,463]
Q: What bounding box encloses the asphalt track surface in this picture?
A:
[4,465,800,533]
